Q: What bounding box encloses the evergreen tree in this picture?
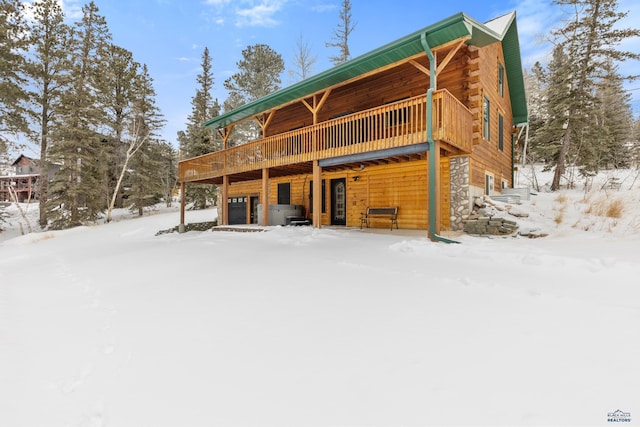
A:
[123,64,166,217]
[179,47,221,209]
[594,61,634,168]
[224,44,284,103]
[157,140,178,207]
[101,44,138,211]
[549,0,640,190]
[26,0,72,227]
[632,117,640,168]
[47,1,111,228]
[523,64,548,164]
[530,46,574,168]
[325,0,356,66]
[0,0,29,155]
[223,44,284,146]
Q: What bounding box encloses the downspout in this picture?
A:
[511,128,516,187]
[421,32,460,244]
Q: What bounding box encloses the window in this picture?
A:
[498,113,504,151]
[498,62,505,97]
[483,96,491,141]
[277,182,290,205]
[485,173,494,196]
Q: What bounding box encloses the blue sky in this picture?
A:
[51,0,640,146]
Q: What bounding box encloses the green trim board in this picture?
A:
[205,11,528,130]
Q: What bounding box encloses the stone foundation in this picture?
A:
[449,156,470,231]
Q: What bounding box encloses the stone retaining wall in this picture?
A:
[463,217,518,235]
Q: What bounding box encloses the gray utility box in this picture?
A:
[256,204,305,226]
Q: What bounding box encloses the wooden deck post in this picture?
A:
[221,175,229,225]
[261,168,269,226]
[179,182,186,233]
[312,160,321,228]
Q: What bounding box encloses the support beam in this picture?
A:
[409,59,430,77]
[261,168,269,226]
[301,89,332,124]
[222,175,229,225]
[179,182,186,233]
[436,38,469,76]
[218,125,234,150]
[255,111,276,137]
[312,161,322,228]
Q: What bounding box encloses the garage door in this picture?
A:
[228,197,247,225]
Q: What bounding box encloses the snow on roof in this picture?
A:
[484,11,516,37]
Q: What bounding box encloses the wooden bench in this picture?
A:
[360,207,398,230]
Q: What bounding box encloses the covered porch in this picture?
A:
[178,89,472,232]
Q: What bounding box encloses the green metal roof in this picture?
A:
[206,11,528,129]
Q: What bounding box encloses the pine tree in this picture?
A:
[0,0,30,155]
[325,0,356,66]
[123,64,166,217]
[47,1,111,228]
[530,46,574,168]
[549,0,640,190]
[523,64,548,164]
[632,117,640,168]
[157,140,177,207]
[594,61,634,168]
[179,47,221,209]
[26,0,72,227]
[224,44,284,102]
[223,44,284,146]
[101,44,138,212]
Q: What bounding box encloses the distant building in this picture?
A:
[0,155,40,203]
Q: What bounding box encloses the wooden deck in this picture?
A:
[179,89,472,184]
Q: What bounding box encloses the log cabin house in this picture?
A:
[177,11,528,240]
[0,155,39,203]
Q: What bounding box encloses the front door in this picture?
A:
[331,178,347,226]
[250,196,259,224]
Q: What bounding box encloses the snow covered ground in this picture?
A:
[1,167,639,426]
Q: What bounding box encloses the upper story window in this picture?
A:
[483,96,490,141]
[498,62,505,97]
[498,113,504,151]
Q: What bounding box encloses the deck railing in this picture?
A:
[179,89,472,183]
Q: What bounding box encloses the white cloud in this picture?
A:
[235,1,286,28]
[60,0,83,20]
[311,4,337,13]
[203,0,287,28]
[203,0,232,5]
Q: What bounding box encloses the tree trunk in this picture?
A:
[39,105,49,228]
[551,122,572,191]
